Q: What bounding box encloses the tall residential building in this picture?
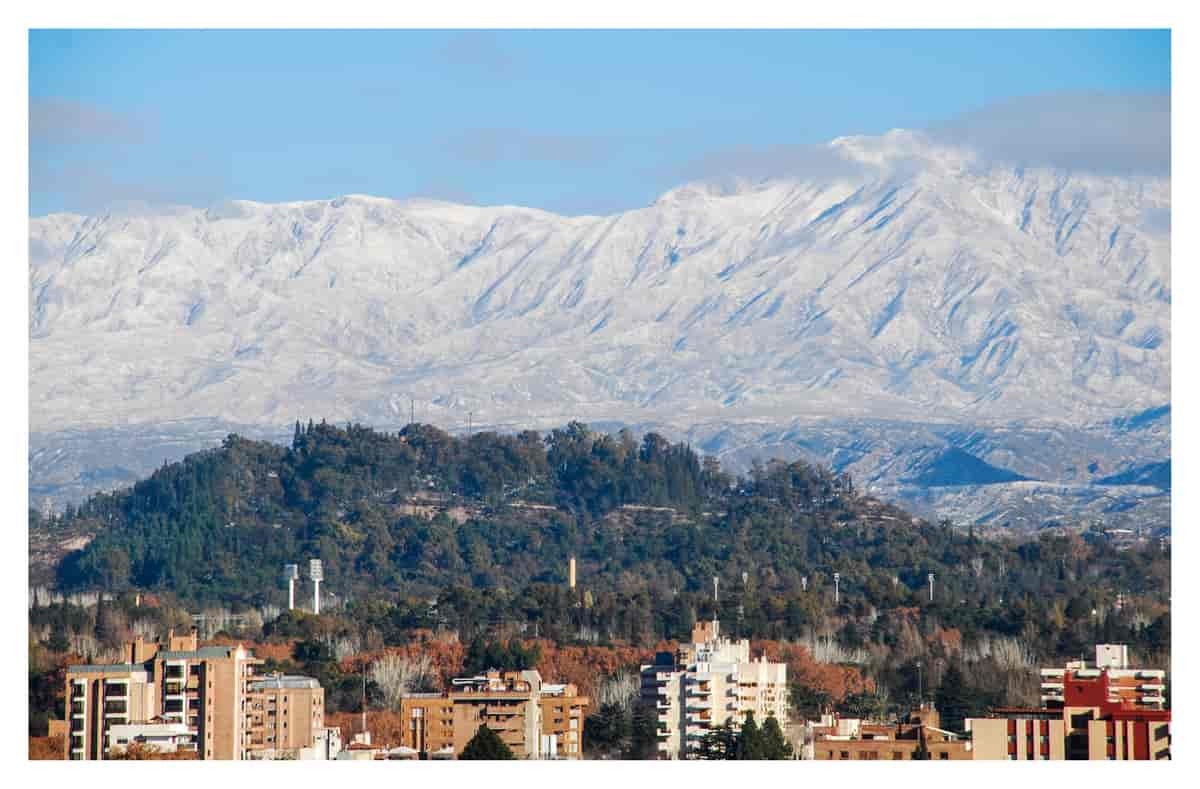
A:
[396,670,589,759]
[966,644,1170,760]
[65,629,330,760]
[640,620,788,760]
[245,674,326,758]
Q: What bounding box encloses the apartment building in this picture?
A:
[246,674,326,758]
[539,683,588,758]
[966,644,1170,760]
[640,620,788,760]
[396,670,589,759]
[65,629,293,760]
[808,705,972,761]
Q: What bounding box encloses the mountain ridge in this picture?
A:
[28,130,1170,529]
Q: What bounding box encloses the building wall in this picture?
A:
[248,682,325,755]
[539,693,587,758]
[65,668,154,760]
[641,621,788,760]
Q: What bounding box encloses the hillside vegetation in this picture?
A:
[36,422,1167,660]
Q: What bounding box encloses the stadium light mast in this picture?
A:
[283,564,299,610]
[309,559,324,615]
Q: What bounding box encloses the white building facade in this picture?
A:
[640,620,788,759]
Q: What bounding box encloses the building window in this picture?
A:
[939,752,949,760]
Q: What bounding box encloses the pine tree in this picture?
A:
[935,662,970,734]
[760,715,793,759]
[626,701,657,759]
[735,711,764,760]
[459,724,515,760]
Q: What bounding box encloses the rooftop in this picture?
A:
[250,674,321,690]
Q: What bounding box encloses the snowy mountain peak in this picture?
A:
[30,131,1169,446]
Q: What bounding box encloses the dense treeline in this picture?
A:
[42,421,1169,666]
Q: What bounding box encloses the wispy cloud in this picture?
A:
[438,32,519,75]
[29,97,152,146]
[30,159,228,216]
[671,142,867,189]
[446,128,618,166]
[929,93,1170,177]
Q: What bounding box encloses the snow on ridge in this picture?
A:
[29,129,1170,443]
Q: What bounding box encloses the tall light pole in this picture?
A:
[283,564,298,610]
[928,573,935,603]
[309,558,323,615]
[833,572,840,605]
[917,659,923,704]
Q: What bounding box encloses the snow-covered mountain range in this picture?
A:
[28,130,1171,529]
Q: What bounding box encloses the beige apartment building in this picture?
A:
[397,670,588,759]
[65,629,331,760]
[641,620,788,759]
[246,674,326,758]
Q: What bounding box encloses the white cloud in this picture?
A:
[929,93,1169,176]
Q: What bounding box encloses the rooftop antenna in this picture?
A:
[283,564,299,610]
[309,558,324,615]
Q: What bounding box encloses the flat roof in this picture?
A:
[250,675,321,690]
[67,664,148,674]
[157,646,244,660]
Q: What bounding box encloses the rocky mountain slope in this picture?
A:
[28,130,1170,529]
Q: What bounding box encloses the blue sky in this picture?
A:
[28,29,1170,216]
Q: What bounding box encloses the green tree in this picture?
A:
[735,711,764,760]
[459,724,515,760]
[760,715,793,760]
[935,662,970,734]
[584,701,631,756]
[625,701,657,759]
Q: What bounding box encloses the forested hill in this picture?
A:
[37,421,1168,655]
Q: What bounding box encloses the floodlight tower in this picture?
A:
[283,564,299,610]
[309,559,324,615]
